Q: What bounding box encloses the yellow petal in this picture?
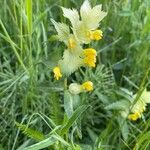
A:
[53,66,62,80]
[128,112,141,121]
[88,30,103,41]
[81,81,93,91]
[83,48,97,67]
[93,30,103,40]
[84,58,96,67]
[84,48,97,56]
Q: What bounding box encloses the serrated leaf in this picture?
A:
[64,90,74,118]
[61,105,89,135]
[23,136,56,150]
[49,92,63,125]
[121,121,129,141]
[23,134,70,150]
[105,100,130,111]
[16,122,45,141]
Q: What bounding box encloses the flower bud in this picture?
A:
[69,83,82,95]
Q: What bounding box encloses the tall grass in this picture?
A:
[0,0,150,150]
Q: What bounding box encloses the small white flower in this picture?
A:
[69,83,82,95]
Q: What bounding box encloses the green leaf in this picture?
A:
[23,134,70,150]
[16,122,45,141]
[121,121,129,141]
[118,10,132,17]
[64,91,74,118]
[25,0,32,34]
[133,131,150,150]
[61,105,89,135]
[0,20,28,72]
[87,127,98,142]
[49,92,63,125]
[105,100,130,111]
[23,136,57,150]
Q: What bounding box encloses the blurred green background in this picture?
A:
[0,0,150,149]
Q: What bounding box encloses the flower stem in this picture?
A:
[64,78,68,90]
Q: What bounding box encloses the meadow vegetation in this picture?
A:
[0,0,150,150]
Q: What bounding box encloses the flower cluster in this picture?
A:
[69,81,93,95]
[128,89,150,121]
[52,0,107,93]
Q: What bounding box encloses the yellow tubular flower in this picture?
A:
[88,30,103,41]
[128,112,141,121]
[53,66,62,80]
[93,30,103,40]
[81,81,93,91]
[68,38,76,49]
[83,48,97,67]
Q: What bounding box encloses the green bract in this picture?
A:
[51,19,70,44]
[62,0,107,44]
[59,50,83,75]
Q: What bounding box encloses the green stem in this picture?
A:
[0,19,28,73]
[20,0,23,58]
[132,67,150,106]
[64,78,68,91]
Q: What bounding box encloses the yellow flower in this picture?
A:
[88,30,103,41]
[81,81,93,91]
[53,66,62,80]
[51,0,106,76]
[68,38,76,49]
[69,81,94,94]
[128,112,141,121]
[83,48,97,67]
